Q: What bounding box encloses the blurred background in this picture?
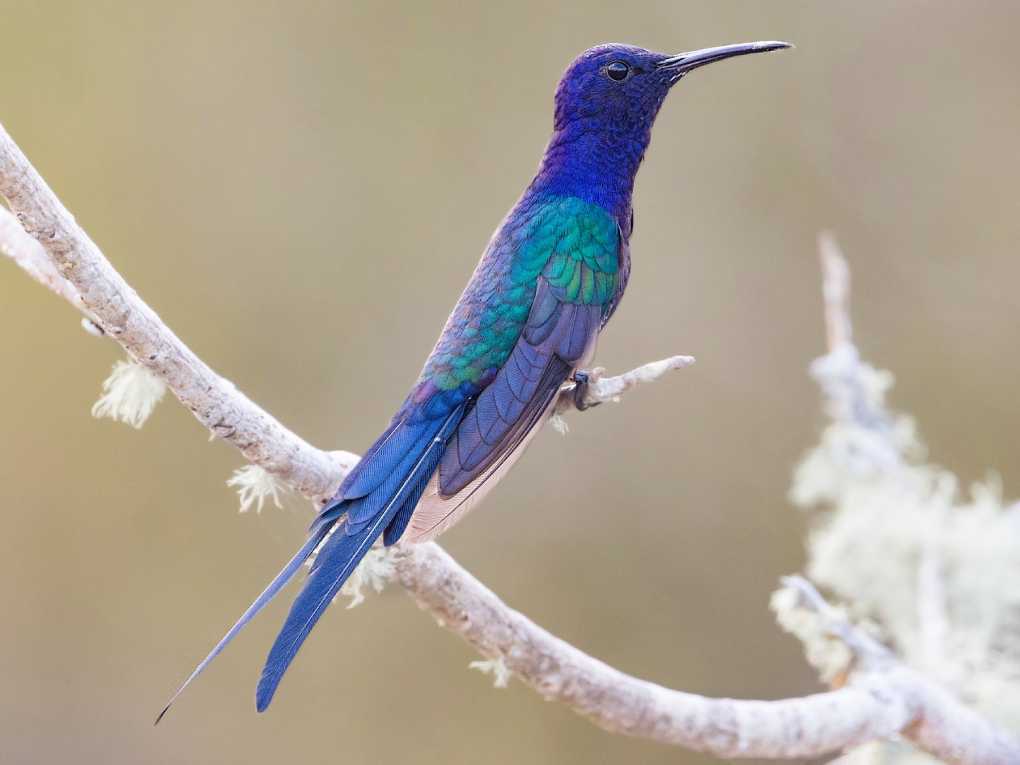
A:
[2,1,1018,763]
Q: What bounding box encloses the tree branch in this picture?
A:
[2,121,1017,763]
[0,125,342,501]
[817,234,952,675]
[0,202,82,307]
[554,355,696,416]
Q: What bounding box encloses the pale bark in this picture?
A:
[2,122,1017,763]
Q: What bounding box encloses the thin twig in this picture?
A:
[555,355,696,414]
[780,575,893,670]
[817,233,951,679]
[812,234,902,466]
[819,230,853,352]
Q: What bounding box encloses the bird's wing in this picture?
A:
[438,277,601,496]
[396,207,623,542]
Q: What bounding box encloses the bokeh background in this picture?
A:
[2,2,1018,763]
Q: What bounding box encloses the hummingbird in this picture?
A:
[158,39,791,720]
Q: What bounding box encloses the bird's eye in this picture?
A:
[605,61,631,82]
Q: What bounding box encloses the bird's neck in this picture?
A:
[531,123,650,217]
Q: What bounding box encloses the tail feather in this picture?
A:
[383,438,445,546]
[254,511,388,712]
[254,403,466,712]
[154,525,331,724]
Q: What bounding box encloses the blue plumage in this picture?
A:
[154,525,332,725]
[255,402,465,710]
[157,39,789,719]
[156,402,465,721]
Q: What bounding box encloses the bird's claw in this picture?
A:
[572,370,600,412]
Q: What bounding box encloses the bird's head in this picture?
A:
[553,41,792,137]
[538,41,791,214]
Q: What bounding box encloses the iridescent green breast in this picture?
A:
[418,194,620,396]
[509,196,620,303]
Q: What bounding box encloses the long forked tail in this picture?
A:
[154,526,330,724]
[255,402,466,712]
[254,510,388,711]
[155,401,465,722]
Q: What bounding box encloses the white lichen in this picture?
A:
[790,343,1020,744]
[469,656,512,688]
[770,584,854,683]
[90,358,167,428]
[548,412,569,435]
[338,547,395,608]
[303,532,394,609]
[227,464,285,514]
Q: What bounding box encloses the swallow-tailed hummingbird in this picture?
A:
[157,39,792,720]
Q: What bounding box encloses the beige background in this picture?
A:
[2,2,1018,763]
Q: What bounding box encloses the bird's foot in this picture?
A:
[572,370,601,412]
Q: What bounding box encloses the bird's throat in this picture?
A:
[532,125,649,217]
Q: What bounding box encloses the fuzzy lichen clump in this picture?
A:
[91,358,167,428]
[548,411,570,435]
[769,584,854,684]
[469,656,512,688]
[227,465,285,514]
[790,343,1020,753]
[337,547,396,608]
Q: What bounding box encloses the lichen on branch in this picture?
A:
[1,122,1017,764]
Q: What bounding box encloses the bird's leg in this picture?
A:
[571,370,601,412]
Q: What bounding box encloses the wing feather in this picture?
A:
[437,278,602,498]
[402,196,628,540]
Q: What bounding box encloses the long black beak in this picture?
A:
[658,41,792,80]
